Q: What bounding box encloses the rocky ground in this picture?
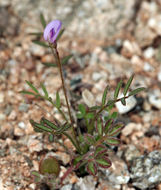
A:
[0,0,161,190]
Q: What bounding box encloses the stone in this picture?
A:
[92,72,102,82]
[75,175,97,190]
[148,89,161,109]
[143,62,154,72]
[143,47,155,59]
[130,150,161,189]
[116,95,137,114]
[27,138,43,153]
[100,154,130,185]
[61,184,72,190]
[0,93,4,103]
[157,69,161,82]
[122,123,142,136]
[8,110,17,120]
[18,103,29,112]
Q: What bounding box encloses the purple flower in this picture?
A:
[43,20,62,43]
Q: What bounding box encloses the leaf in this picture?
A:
[56,28,65,42]
[111,111,118,119]
[94,145,107,157]
[78,104,86,116]
[123,74,134,96]
[84,134,95,145]
[121,97,126,106]
[41,117,58,130]
[108,123,124,136]
[96,117,103,136]
[20,90,36,96]
[32,40,49,48]
[28,32,43,36]
[31,170,40,177]
[85,112,94,119]
[102,85,109,106]
[62,54,73,65]
[95,157,111,168]
[129,87,146,96]
[104,119,114,134]
[30,119,53,133]
[42,62,57,67]
[76,113,83,119]
[89,105,101,111]
[56,91,61,108]
[86,162,97,176]
[73,156,83,165]
[114,80,122,99]
[41,83,48,98]
[25,80,39,94]
[106,137,121,146]
[40,13,46,28]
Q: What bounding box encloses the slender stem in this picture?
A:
[49,43,81,152]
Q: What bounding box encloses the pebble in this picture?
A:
[8,110,17,120]
[122,123,142,136]
[92,72,102,81]
[61,184,72,190]
[18,121,26,129]
[18,103,29,112]
[157,69,161,82]
[75,176,97,190]
[143,47,155,59]
[100,154,130,185]
[143,62,154,72]
[0,93,4,103]
[27,138,43,153]
[116,95,137,114]
[130,150,161,189]
[14,127,25,136]
[0,113,6,121]
[148,89,161,109]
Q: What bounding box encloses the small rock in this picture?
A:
[18,122,26,129]
[53,151,70,165]
[157,69,161,82]
[14,127,25,136]
[122,123,142,136]
[148,89,161,109]
[92,72,102,81]
[122,144,141,162]
[143,62,154,72]
[61,184,72,190]
[75,176,97,190]
[18,103,29,112]
[4,104,12,116]
[143,47,155,59]
[0,113,6,121]
[30,44,45,57]
[0,93,4,103]
[116,95,137,114]
[8,110,17,120]
[27,138,43,153]
[100,154,130,185]
[130,150,161,189]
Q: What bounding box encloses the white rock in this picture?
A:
[122,123,142,136]
[157,70,161,82]
[148,89,161,109]
[116,94,137,114]
[143,62,154,72]
[92,72,102,81]
[143,47,155,59]
[18,122,25,129]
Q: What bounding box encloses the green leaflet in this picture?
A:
[114,80,122,99]
[25,80,39,94]
[129,87,146,96]
[123,74,134,96]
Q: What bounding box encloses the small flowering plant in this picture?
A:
[21,14,145,189]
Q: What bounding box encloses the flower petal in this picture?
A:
[43,20,62,43]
